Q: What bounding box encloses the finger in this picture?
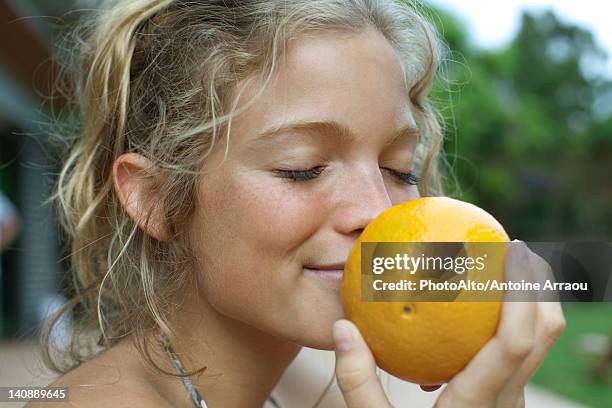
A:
[496,301,565,406]
[530,250,561,303]
[496,251,566,405]
[520,300,565,375]
[504,240,538,303]
[438,241,537,404]
[333,320,393,408]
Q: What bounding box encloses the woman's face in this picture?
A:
[189,27,420,349]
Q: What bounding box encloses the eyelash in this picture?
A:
[273,166,421,185]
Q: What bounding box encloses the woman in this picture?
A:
[35,0,565,406]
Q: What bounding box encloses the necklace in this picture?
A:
[159,332,208,407]
[158,332,281,408]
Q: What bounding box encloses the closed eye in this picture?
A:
[381,167,421,186]
[272,166,326,182]
[272,165,420,185]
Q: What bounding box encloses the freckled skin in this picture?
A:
[45,27,425,408]
[188,26,420,350]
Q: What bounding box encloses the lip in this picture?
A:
[303,264,345,286]
[304,263,345,270]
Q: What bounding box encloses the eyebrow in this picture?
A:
[249,119,420,147]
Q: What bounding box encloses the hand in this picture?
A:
[332,240,566,408]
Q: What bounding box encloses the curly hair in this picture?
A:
[42,0,448,378]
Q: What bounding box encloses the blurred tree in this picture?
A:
[426,6,612,240]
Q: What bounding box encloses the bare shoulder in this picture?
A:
[25,342,170,408]
[25,390,167,408]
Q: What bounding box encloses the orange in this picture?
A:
[341,197,510,384]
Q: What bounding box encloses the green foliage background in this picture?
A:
[424,6,612,406]
[425,6,612,241]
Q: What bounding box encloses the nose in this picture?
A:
[333,163,393,236]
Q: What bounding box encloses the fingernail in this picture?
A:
[333,320,353,352]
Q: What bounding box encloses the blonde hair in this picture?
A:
[43,0,448,377]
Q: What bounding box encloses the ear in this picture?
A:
[112,153,170,242]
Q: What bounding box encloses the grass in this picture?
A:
[530,303,612,408]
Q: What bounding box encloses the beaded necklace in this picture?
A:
[158,332,281,408]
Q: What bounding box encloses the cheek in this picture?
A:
[190,174,329,316]
[224,178,328,257]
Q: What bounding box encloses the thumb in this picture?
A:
[333,319,393,408]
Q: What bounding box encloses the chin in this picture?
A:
[290,308,345,351]
[297,332,336,351]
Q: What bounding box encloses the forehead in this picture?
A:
[229,27,415,145]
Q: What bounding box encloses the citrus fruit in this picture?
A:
[341,196,510,384]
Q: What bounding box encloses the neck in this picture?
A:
[141,289,301,407]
